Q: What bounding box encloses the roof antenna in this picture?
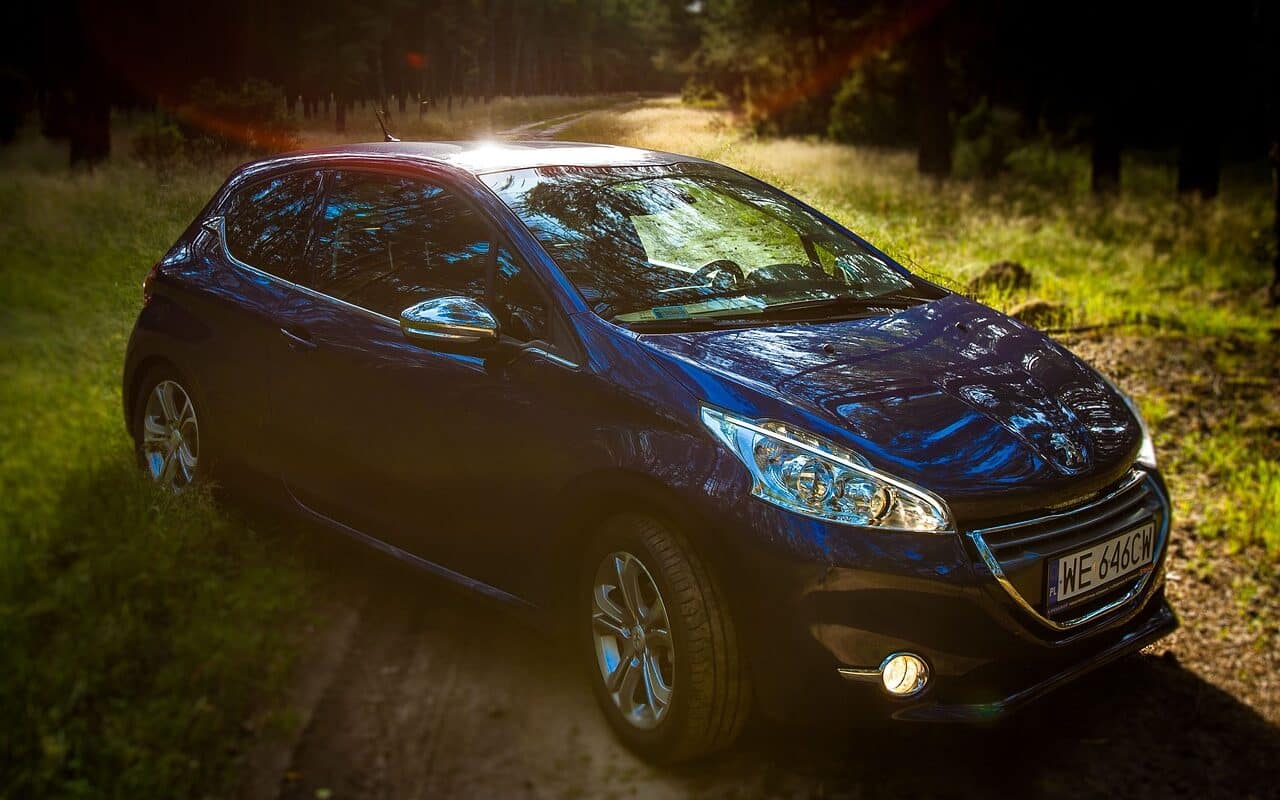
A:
[375,109,400,143]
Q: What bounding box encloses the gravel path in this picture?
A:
[496,98,642,140]
[236,515,1280,800]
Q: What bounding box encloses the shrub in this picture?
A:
[953,99,1023,179]
[681,81,728,110]
[176,79,298,156]
[827,52,913,146]
[131,115,187,170]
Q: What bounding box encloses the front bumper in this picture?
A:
[891,595,1176,721]
[710,469,1176,723]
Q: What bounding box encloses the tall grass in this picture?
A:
[0,131,309,796]
[562,99,1275,338]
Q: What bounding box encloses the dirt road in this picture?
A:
[234,519,1280,800]
[496,98,642,141]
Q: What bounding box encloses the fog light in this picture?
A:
[880,653,929,697]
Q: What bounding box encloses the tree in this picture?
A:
[911,16,952,178]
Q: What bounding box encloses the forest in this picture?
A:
[4,2,1277,206]
[2,2,1279,798]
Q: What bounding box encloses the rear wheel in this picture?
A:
[584,514,750,763]
[133,367,202,490]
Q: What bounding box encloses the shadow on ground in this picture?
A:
[247,515,1280,800]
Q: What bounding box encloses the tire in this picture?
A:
[132,364,206,490]
[583,513,750,763]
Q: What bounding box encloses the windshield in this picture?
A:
[480,164,928,325]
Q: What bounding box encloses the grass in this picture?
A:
[561,101,1276,338]
[0,93,629,798]
[559,99,1279,557]
[0,131,308,797]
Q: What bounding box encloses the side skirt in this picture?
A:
[284,481,536,613]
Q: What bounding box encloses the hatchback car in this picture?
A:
[124,141,1175,762]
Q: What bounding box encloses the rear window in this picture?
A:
[223,170,322,280]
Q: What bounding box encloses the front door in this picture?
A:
[271,167,501,577]
[196,168,322,479]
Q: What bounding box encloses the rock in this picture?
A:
[968,260,1032,292]
[1008,298,1065,327]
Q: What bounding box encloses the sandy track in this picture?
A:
[496,98,642,140]
[237,523,1280,800]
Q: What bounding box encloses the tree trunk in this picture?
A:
[1091,104,1121,195]
[486,0,498,103]
[41,89,72,140]
[375,48,388,116]
[0,72,21,145]
[509,15,523,97]
[1271,141,1279,304]
[336,93,346,134]
[1177,129,1221,199]
[447,52,457,112]
[68,89,110,169]
[912,25,952,178]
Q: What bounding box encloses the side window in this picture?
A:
[223,170,322,280]
[495,246,549,342]
[308,170,489,317]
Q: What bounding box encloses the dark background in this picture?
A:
[2,2,1276,185]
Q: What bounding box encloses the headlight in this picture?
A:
[1096,374,1157,470]
[700,406,954,532]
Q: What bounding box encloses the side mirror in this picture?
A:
[400,296,500,354]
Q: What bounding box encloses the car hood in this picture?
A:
[636,294,1141,521]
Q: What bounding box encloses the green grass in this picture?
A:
[561,99,1280,557]
[0,132,308,796]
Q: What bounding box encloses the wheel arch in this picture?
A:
[124,354,182,439]
[545,468,731,620]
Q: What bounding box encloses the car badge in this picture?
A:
[1049,432,1087,471]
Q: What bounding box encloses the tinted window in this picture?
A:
[224,170,322,280]
[481,165,918,324]
[495,246,549,341]
[309,171,489,317]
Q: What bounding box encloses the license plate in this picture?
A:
[1046,521,1156,609]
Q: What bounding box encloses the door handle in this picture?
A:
[280,325,318,351]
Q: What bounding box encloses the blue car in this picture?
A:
[123,141,1175,762]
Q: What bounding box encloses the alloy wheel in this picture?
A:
[141,379,199,490]
[591,551,675,730]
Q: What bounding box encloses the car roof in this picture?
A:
[241,140,714,180]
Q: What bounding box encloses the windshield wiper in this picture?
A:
[745,292,927,319]
[615,315,765,332]
[614,292,935,332]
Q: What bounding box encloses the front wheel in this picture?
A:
[584,514,750,763]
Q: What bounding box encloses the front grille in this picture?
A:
[967,470,1167,631]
